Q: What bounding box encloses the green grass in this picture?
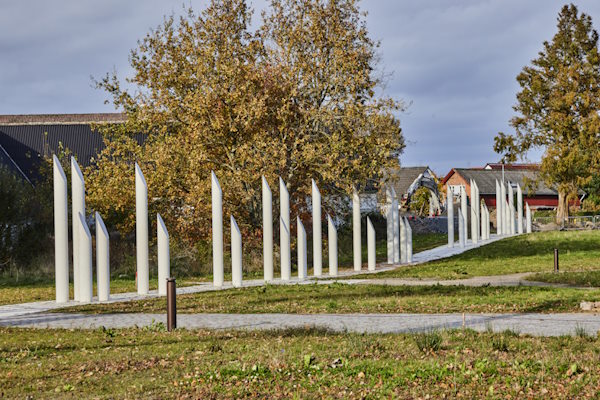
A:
[528,270,600,287]
[1,327,600,398]
[354,230,600,280]
[59,283,600,314]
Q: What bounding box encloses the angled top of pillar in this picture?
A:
[297,216,306,232]
[399,215,405,228]
[279,177,289,197]
[78,212,91,239]
[230,215,240,235]
[157,213,169,239]
[53,155,67,181]
[211,170,221,194]
[135,162,147,188]
[95,212,109,238]
[261,175,271,192]
[366,215,373,228]
[71,156,84,183]
[311,179,320,196]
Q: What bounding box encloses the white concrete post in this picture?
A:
[367,216,376,271]
[486,205,491,240]
[508,182,515,235]
[392,189,400,263]
[447,185,454,248]
[386,186,394,264]
[311,180,322,277]
[297,217,307,280]
[400,216,407,263]
[500,181,506,235]
[262,176,273,282]
[211,171,224,287]
[458,205,465,247]
[526,202,532,233]
[505,198,510,235]
[157,213,170,296]
[460,186,468,242]
[352,187,361,271]
[71,157,85,301]
[475,181,481,241]
[495,179,502,235]
[327,215,338,276]
[470,179,478,244]
[53,156,69,303]
[78,212,93,303]
[231,216,242,288]
[135,163,149,295]
[517,183,523,234]
[96,212,110,302]
[405,217,413,263]
[279,178,291,280]
[280,217,291,280]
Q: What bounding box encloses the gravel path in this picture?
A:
[2,312,600,336]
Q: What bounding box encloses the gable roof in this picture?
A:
[0,113,126,125]
[387,166,433,196]
[444,168,557,196]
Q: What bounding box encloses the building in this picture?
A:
[442,167,568,209]
[0,113,126,182]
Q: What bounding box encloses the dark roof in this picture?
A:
[0,143,31,183]
[450,168,557,196]
[387,166,432,196]
[0,113,126,125]
[484,163,540,170]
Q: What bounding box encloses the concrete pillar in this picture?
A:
[504,198,510,235]
[470,179,478,244]
[495,179,502,235]
[311,180,322,276]
[297,217,307,280]
[280,217,291,280]
[458,206,465,247]
[262,176,273,282]
[508,182,516,235]
[400,216,407,263]
[327,214,338,276]
[526,202,532,233]
[367,216,376,271]
[96,212,110,302]
[279,178,291,280]
[517,184,523,234]
[352,187,361,271]
[71,157,85,301]
[392,190,400,263]
[475,181,481,242]
[157,213,170,296]
[53,156,69,303]
[135,163,149,295]
[460,186,468,242]
[447,185,454,248]
[500,181,506,235]
[231,216,242,288]
[78,212,93,303]
[405,217,413,263]
[211,171,224,287]
[386,186,394,264]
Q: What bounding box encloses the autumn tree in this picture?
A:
[87,0,404,249]
[494,4,600,223]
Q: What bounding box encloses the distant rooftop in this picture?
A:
[484,163,540,170]
[0,113,126,125]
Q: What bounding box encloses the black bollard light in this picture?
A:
[554,248,559,273]
[167,278,177,331]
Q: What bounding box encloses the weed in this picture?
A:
[414,330,443,353]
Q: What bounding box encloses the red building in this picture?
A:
[442,167,568,210]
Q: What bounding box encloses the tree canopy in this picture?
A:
[87,0,405,245]
[494,4,600,222]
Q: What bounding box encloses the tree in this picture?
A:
[494,4,600,223]
[87,0,404,248]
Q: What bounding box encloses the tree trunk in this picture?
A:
[556,190,569,225]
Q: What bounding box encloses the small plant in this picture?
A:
[491,335,509,352]
[414,330,443,353]
[143,319,167,332]
[575,324,590,339]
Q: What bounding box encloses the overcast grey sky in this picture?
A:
[2,1,600,175]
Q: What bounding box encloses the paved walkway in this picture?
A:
[2,312,599,336]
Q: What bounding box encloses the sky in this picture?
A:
[2,1,600,175]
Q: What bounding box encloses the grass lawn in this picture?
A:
[1,327,599,398]
[528,270,600,287]
[354,230,600,280]
[59,283,600,314]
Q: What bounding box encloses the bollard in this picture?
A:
[167,278,177,331]
[554,248,559,273]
